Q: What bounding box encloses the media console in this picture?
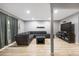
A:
[56,22,75,43]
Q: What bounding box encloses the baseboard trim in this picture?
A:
[0,41,16,51]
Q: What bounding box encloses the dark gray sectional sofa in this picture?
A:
[15,32,34,45]
[29,31,47,38]
[15,31,50,46]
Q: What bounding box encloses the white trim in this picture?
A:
[0,41,16,51]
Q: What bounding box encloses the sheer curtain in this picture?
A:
[0,12,18,49]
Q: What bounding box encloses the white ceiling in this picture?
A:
[0,3,79,21]
[0,3,51,21]
[53,8,79,20]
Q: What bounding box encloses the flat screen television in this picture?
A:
[61,22,73,32]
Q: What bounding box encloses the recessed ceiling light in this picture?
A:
[26,10,30,14]
[54,9,58,14]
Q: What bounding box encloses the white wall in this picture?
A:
[59,13,79,44]
[24,21,50,34]
[18,20,25,33]
[53,21,60,35]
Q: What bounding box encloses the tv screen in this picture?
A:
[61,22,72,32]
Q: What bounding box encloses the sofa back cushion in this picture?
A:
[29,31,47,34]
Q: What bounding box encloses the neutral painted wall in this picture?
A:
[59,13,79,44]
[24,21,50,34]
[18,20,25,33]
[53,21,60,35]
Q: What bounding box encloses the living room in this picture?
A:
[1,3,79,56]
[0,3,51,56]
[53,4,79,55]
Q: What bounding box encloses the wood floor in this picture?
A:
[1,37,79,56]
[54,37,79,56]
[0,38,51,56]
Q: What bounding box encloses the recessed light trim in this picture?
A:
[54,9,58,14]
[26,10,30,14]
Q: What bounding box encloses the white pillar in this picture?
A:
[50,3,54,56]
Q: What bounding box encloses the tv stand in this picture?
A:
[56,22,75,43]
